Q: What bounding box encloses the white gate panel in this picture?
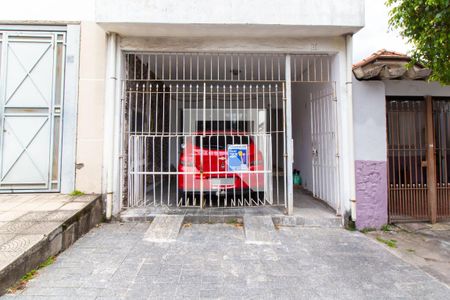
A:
[310,84,340,211]
[5,41,53,108]
[0,32,65,191]
[1,116,51,184]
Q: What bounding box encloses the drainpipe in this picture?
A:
[103,33,118,220]
[346,34,357,222]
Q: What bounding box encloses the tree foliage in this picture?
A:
[386,0,450,84]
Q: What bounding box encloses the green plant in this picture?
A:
[381,224,393,232]
[386,0,450,84]
[360,227,376,234]
[69,190,85,196]
[406,248,416,253]
[7,256,56,293]
[346,220,356,231]
[376,236,397,248]
[226,218,239,225]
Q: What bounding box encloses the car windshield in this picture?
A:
[194,135,251,150]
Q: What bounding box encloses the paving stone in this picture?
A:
[2,223,450,300]
[0,211,28,222]
[0,234,15,247]
[59,202,89,211]
[15,212,51,222]
[0,234,44,253]
[0,194,102,296]
[143,215,184,242]
[45,210,79,222]
[243,215,280,245]
[0,221,61,235]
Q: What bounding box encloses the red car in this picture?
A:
[178,131,265,202]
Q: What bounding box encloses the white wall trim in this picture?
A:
[0,24,68,31]
[120,36,343,54]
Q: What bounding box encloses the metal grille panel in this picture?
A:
[387,98,450,222]
[123,53,295,208]
[434,100,450,219]
[310,85,339,210]
[123,52,333,209]
[387,99,429,221]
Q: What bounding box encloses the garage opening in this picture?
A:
[122,52,338,211]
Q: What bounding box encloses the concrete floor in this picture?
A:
[2,222,449,299]
[366,222,450,287]
[292,188,337,219]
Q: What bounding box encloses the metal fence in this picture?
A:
[434,99,450,219]
[311,85,339,210]
[387,98,450,222]
[387,99,429,221]
[122,52,333,209]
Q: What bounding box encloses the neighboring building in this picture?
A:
[1,1,369,224]
[353,50,450,228]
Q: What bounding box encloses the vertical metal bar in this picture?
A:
[175,84,179,206]
[215,84,220,207]
[231,85,236,205]
[167,84,172,206]
[426,96,437,223]
[272,84,279,204]
[282,82,287,209]
[285,55,293,211]
[311,92,315,197]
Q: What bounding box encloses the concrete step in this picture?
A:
[243,215,280,245]
[273,215,342,228]
[121,208,342,228]
[143,215,184,243]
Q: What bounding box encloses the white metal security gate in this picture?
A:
[123,52,334,209]
[310,84,340,210]
[123,53,289,208]
[0,31,65,192]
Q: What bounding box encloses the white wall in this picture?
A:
[353,79,450,162]
[74,22,107,193]
[385,80,450,97]
[96,0,364,38]
[0,0,95,22]
[353,78,387,161]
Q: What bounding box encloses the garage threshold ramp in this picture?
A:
[244,215,280,245]
[143,215,184,242]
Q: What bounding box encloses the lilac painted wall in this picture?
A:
[355,160,388,229]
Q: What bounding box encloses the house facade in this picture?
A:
[0,1,367,225]
[353,50,450,228]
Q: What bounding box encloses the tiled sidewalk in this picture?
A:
[0,194,102,294]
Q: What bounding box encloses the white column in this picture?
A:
[60,25,80,193]
[285,55,294,215]
[345,34,356,221]
[103,32,118,220]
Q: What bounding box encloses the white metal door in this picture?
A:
[310,84,340,211]
[0,31,65,192]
